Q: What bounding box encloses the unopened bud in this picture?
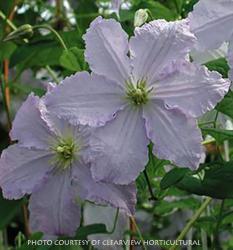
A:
[134,9,149,27]
[4,24,33,42]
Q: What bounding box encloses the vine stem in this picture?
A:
[130,217,147,250]
[2,1,18,131]
[0,69,11,131]
[169,197,212,250]
[143,170,157,200]
[0,10,17,30]
[46,65,59,84]
[212,200,225,249]
[33,24,68,51]
[56,0,62,17]
[0,5,31,238]
[107,208,119,234]
[22,204,31,238]
[130,217,136,250]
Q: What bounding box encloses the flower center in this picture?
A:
[126,80,151,106]
[52,137,77,170]
[56,144,74,160]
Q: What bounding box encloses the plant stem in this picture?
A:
[1,5,31,238]
[1,3,18,132]
[22,204,31,238]
[0,73,11,131]
[198,121,215,127]
[107,208,119,234]
[56,0,63,17]
[130,217,136,250]
[169,197,212,250]
[202,139,216,145]
[212,200,225,249]
[0,10,17,30]
[33,24,68,50]
[46,65,59,84]
[143,170,157,200]
[213,111,219,129]
[130,217,147,250]
[3,61,11,128]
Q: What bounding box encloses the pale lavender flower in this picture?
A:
[44,17,230,185]
[191,43,228,65]
[228,40,233,81]
[0,94,136,237]
[188,0,233,81]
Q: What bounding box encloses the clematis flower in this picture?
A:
[0,94,136,237]
[188,0,233,81]
[44,17,230,185]
[191,43,228,65]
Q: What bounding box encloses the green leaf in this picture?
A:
[132,0,177,21]
[0,41,17,60]
[205,58,230,78]
[17,232,44,250]
[60,47,86,71]
[9,82,45,97]
[59,30,84,49]
[154,198,199,215]
[10,42,63,69]
[176,175,206,195]
[147,1,177,20]
[176,161,233,199]
[136,144,167,194]
[202,128,233,143]
[134,0,177,21]
[0,192,25,229]
[174,0,184,13]
[161,0,184,15]
[216,91,233,119]
[75,0,98,32]
[160,168,189,190]
[181,0,198,17]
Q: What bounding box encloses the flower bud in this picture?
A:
[134,9,149,27]
[4,24,33,42]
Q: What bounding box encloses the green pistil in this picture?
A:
[52,137,77,170]
[126,79,151,106]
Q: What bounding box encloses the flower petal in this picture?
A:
[0,145,52,199]
[191,43,228,65]
[143,100,204,170]
[129,19,196,84]
[29,171,80,238]
[152,61,230,118]
[189,0,233,50]
[83,16,130,85]
[90,106,149,185]
[10,94,54,150]
[228,38,233,81]
[72,162,136,215]
[44,72,126,127]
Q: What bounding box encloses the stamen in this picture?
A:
[126,79,151,106]
[51,137,78,170]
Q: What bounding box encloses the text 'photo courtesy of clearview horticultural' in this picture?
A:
[1,0,233,250]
